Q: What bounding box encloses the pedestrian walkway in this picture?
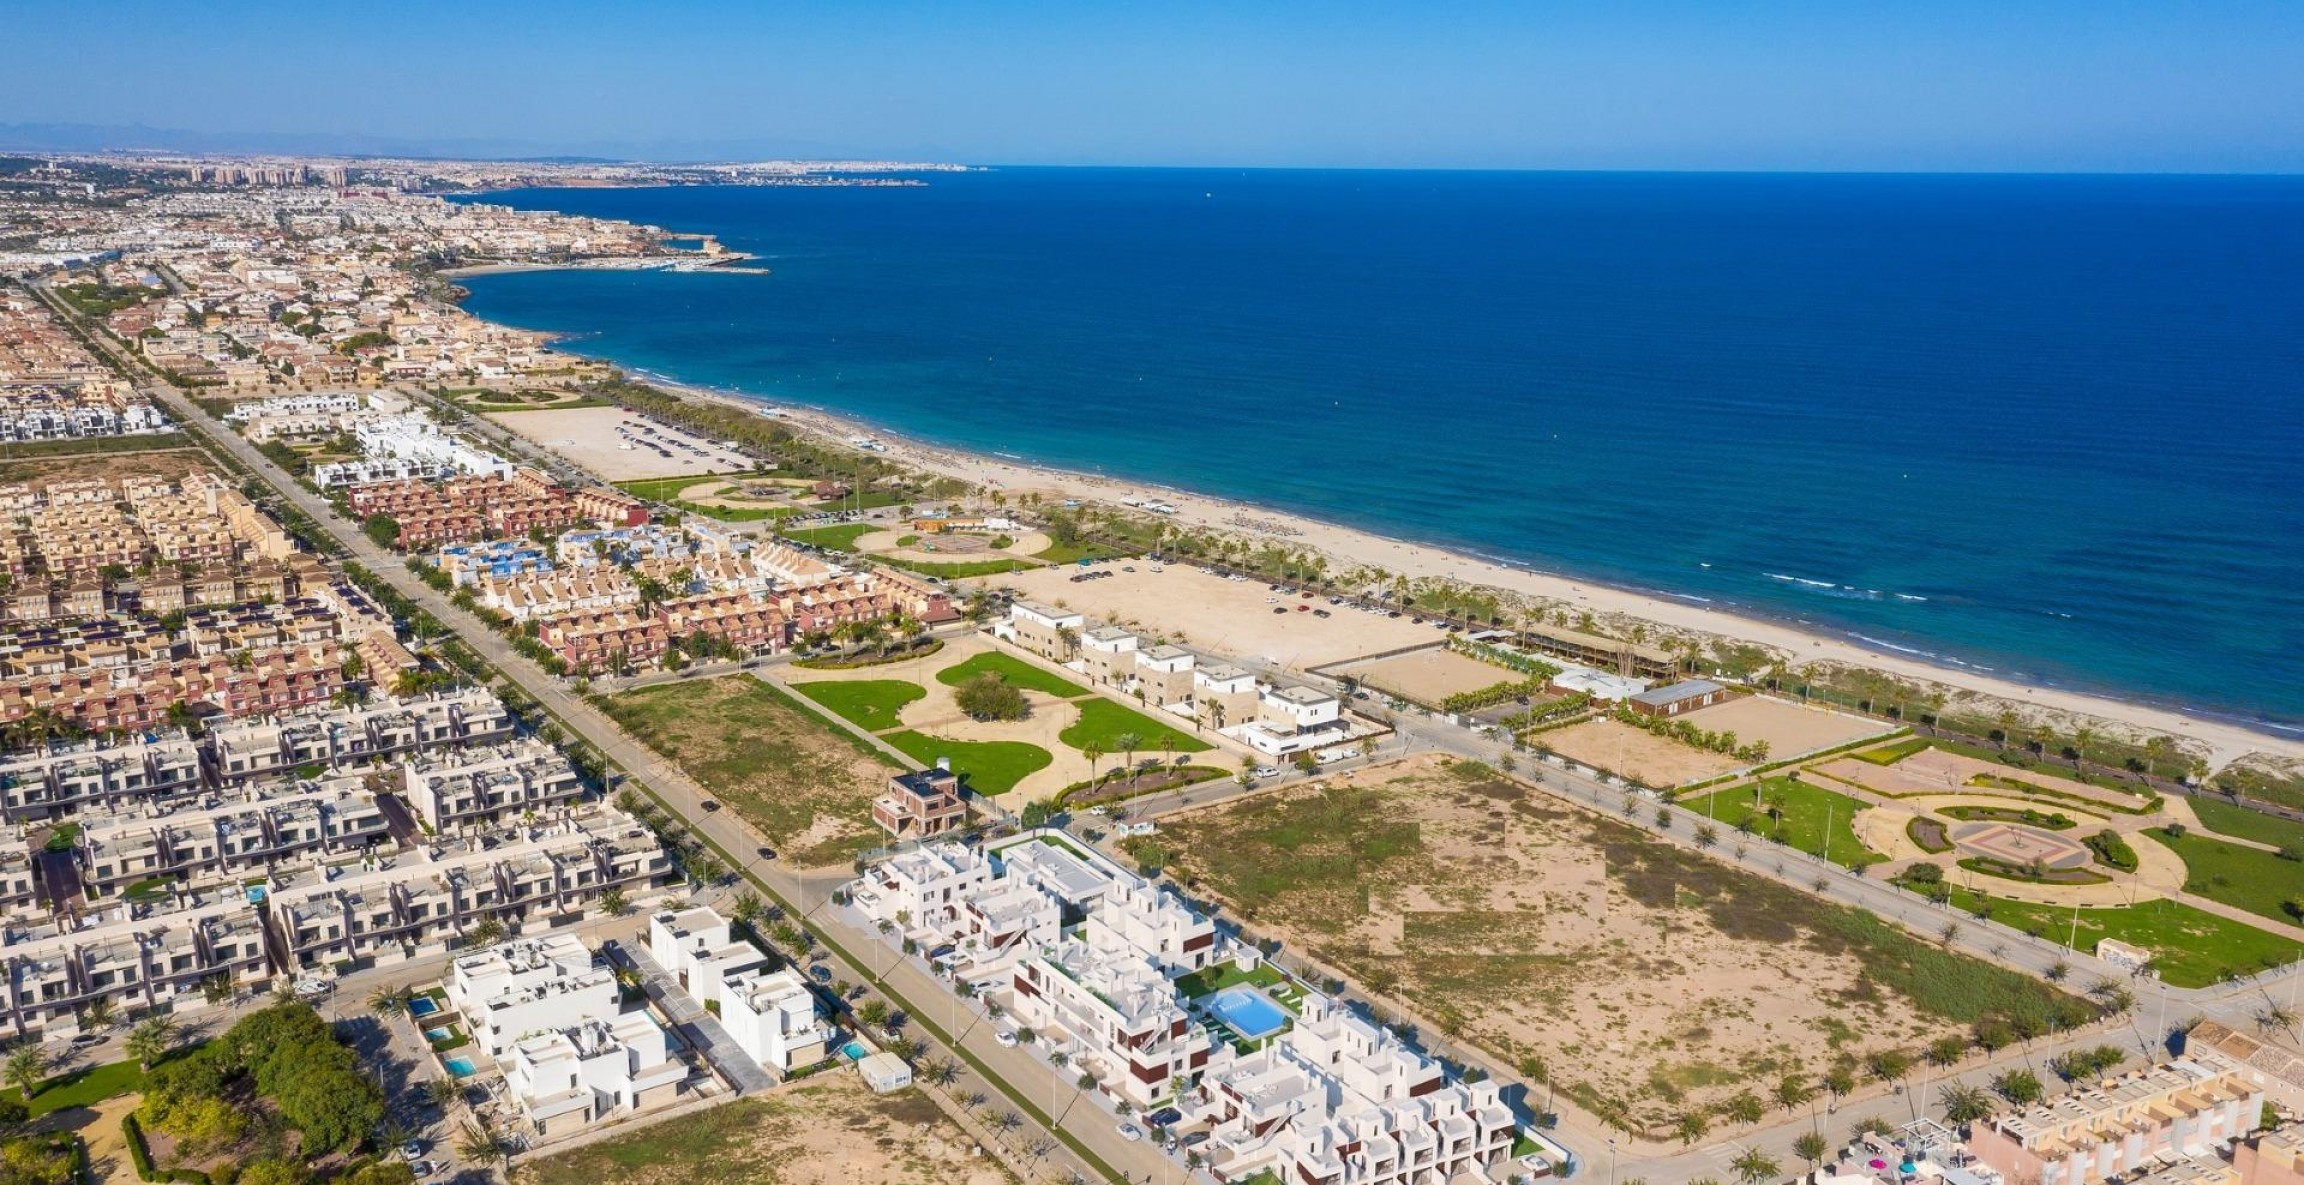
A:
[609,937,775,1095]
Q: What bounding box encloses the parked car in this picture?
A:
[993,1029,1019,1048]
[1253,766,1281,779]
[399,1141,425,1160]
[1116,1123,1144,1142]
[1148,1107,1183,1127]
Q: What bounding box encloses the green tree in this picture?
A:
[1729,1147,1781,1185]
[2,1047,43,1102]
[1773,1074,1815,1113]
[954,673,1029,722]
[1792,1131,1828,1168]
[1993,1068,2044,1106]
[367,984,414,1018]
[125,1016,178,1071]
[1940,1083,1997,1126]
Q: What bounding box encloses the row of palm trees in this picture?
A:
[1,1014,182,1107]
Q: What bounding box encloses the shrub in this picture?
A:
[953,673,1029,722]
[2084,829,2138,872]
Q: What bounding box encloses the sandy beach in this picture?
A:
[626,380,2300,772]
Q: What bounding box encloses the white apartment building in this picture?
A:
[0,732,202,820]
[205,687,512,786]
[646,905,772,1008]
[75,774,388,901]
[996,601,1086,660]
[348,413,514,480]
[1233,685,1349,757]
[0,897,271,1039]
[447,933,618,1061]
[504,1011,684,1138]
[1185,995,1518,1185]
[1079,626,1140,687]
[399,737,587,832]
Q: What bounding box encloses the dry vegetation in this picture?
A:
[520,1075,1013,1185]
[1135,755,2090,1136]
[596,676,899,867]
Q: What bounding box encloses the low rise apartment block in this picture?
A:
[0,896,271,1040]
[1968,1061,2260,1185]
[647,905,833,1074]
[399,737,587,832]
[504,1012,683,1138]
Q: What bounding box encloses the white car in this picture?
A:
[993,1029,1019,1048]
[1253,766,1281,779]
[1117,1123,1144,1142]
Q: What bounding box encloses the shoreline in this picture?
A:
[596,367,2299,770]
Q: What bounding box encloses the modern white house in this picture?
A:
[646,905,833,1074]
[446,933,617,1061]
[1233,684,1349,757]
[502,1011,684,1138]
[719,967,835,1074]
[996,600,1085,660]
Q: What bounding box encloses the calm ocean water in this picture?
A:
[454,171,2304,730]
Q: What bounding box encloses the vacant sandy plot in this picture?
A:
[1335,647,1511,706]
[1820,747,2148,812]
[1539,717,1741,786]
[522,1073,1011,1185]
[984,564,1435,670]
[0,447,207,487]
[1673,696,1887,759]
[484,405,754,479]
[1143,756,2073,1136]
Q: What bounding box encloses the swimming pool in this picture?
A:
[408,997,441,1018]
[840,1040,869,1061]
[444,1056,479,1078]
[425,1026,455,1043]
[1206,986,1290,1041]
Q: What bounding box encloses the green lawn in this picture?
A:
[790,680,924,731]
[2159,830,2304,927]
[882,732,1051,797]
[935,652,1088,698]
[6,1058,145,1117]
[2189,797,2304,848]
[878,555,1036,579]
[1174,960,1288,999]
[1058,697,1213,756]
[1945,888,2303,988]
[1679,777,1887,865]
[780,523,877,552]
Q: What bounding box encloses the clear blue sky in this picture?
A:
[8,0,2302,170]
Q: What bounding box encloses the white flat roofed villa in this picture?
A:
[846,833,1539,1184]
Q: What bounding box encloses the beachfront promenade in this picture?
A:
[120,357,2304,1183]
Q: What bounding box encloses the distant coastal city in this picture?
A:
[2,147,2302,1185]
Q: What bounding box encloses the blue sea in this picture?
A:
[452,170,2304,732]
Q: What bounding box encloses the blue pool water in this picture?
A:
[425,1026,455,1043]
[444,1057,479,1078]
[408,997,440,1018]
[1207,986,1290,1041]
[456,172,2304,730]
[840,1040,869,1061]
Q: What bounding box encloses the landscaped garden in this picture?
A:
[1057,697,1212,757]
[1676,777,1886,866]
[1939,888,2303,987]
[597,677,901,867]
[882,732,1052,796]
[2156,826,2304,927]
[780,522,879,552]
[933,652,1088,699]
[789,679,926,730]
[2189,797,2304,846]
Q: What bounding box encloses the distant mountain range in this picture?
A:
[0,122,945,164]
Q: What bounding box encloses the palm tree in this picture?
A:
[1729,1147,1781,1185]
[1082,744,1104,786]
[3,1046,44,1102]
[1159,734,1177,767]
[125,1017,177,1071]
[455,1122,505,1168]
[1791,1132,1828,1169]
[424,1078,463,1109]
[599,886,628,916]
[1939,1082,1997,1127]
[464,917,507,948]
[368,984,414,1018]
[79,995,116,1033]
[1113,731,1145,773]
